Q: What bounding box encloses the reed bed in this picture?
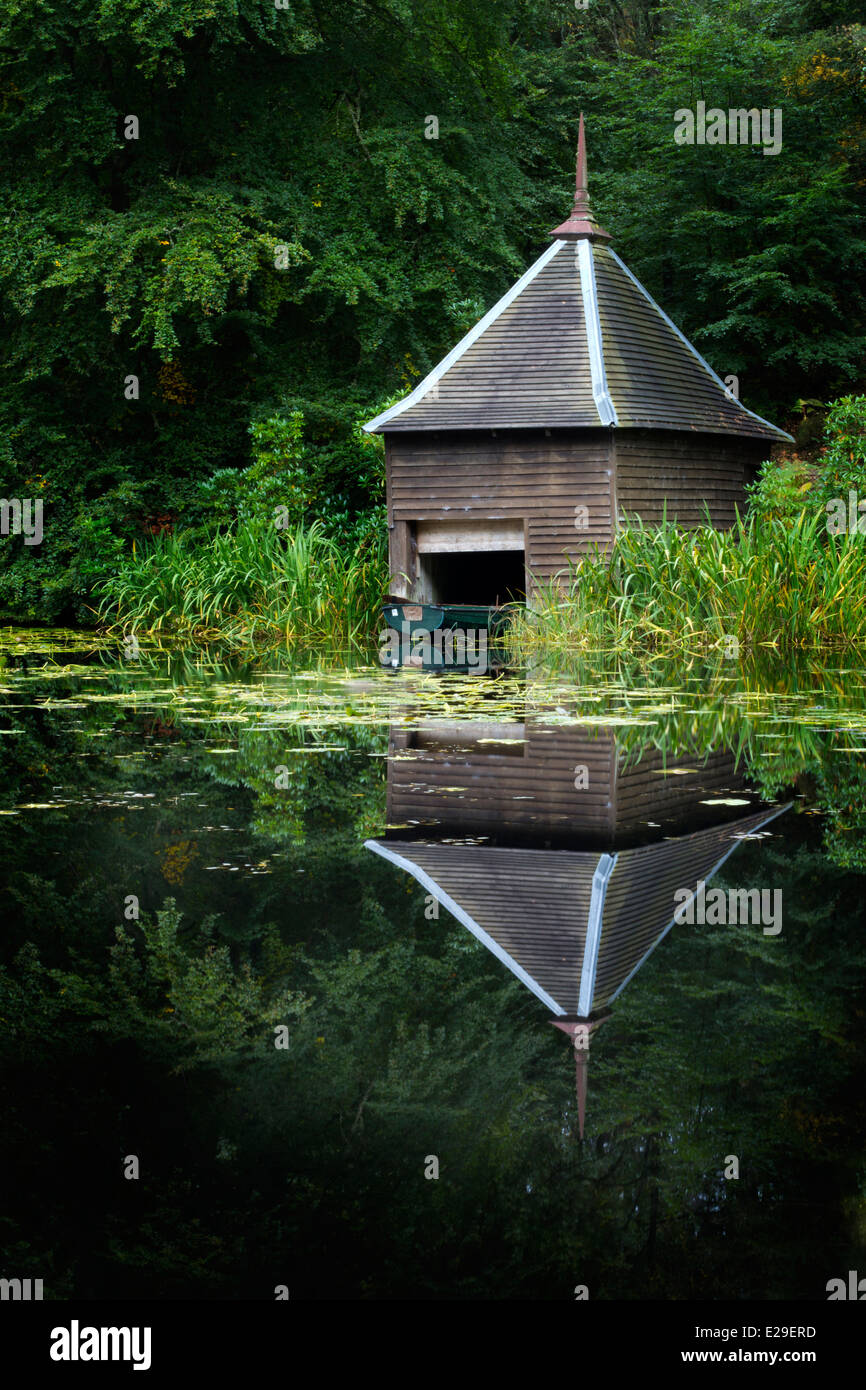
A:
[98,507,866,655]
[96,520,388,648]
[508,510,866,655]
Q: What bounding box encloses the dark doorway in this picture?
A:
[418,550,525,605]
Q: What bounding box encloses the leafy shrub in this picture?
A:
[810,395,866,524]
[746,457,813,523]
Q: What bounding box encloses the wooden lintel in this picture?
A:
[415,519,525,553]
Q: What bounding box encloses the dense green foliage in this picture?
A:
[4,0,866,1303]
[1,0,865,622]
[809,393,866,518]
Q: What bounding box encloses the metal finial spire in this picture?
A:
[575,111,588,215]
[551,1011,611,1141]
[548,113,611,242]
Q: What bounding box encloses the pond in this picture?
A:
[2,630,866,1300]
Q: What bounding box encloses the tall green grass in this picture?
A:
[509,510,866,654]
[97,506,866,654]
[96,520,387,648]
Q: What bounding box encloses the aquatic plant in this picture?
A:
[95,520,388,648]
[510,508,866,654]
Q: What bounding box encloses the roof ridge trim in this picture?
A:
[363,840,566,1014]
[578,852,617,1016]
[362,240,566,433]
[577,240,618,427]
[606,248,794,444]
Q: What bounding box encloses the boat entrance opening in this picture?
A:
[413,519,526,606]
[417,549,526,606]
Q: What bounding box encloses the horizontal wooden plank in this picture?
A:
[416,519,525,553]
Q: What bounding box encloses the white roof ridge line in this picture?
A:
[363,240,566,433]
[363,839,565,1014]
[606,247,794,444]
[577,241,618,427]
[578,852,617,1016]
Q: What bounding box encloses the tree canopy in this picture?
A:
[1,1,865,619]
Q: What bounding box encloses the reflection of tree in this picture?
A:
[2,770,866,1297]
[158,839,198,885]
[2,656,866,1297]
[811,756,866,872]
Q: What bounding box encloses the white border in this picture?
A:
[577,852,617,1015]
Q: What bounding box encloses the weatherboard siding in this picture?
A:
[386,429,615,590]
[386,725,618,842]
[614,747,743,833]
[614,430,766,530]
[385,727,755,846]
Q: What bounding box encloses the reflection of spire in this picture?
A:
[551,1015,609,1140]
[577,1048,587,1142]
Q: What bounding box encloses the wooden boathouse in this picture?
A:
[364,116,793,605]
[366,723,791,1136]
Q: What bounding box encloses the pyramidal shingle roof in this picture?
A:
[365,119,792,444]
[365,804,790,1018]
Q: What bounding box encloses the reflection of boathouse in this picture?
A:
[366,724,790,1136]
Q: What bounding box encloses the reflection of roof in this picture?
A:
[364,120,791,442]
[365,804,789,1017]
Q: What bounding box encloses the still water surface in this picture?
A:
[2,632,865,1299]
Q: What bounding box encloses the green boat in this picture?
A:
[380,600,511,670]
[383,600,506,633]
